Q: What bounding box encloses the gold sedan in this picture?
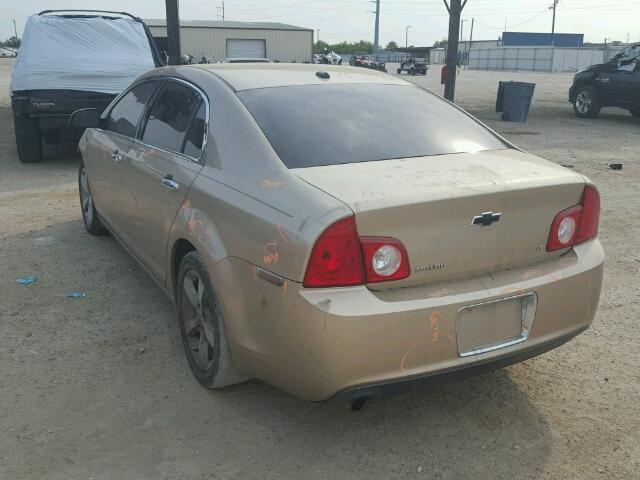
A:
[72,64,604,402]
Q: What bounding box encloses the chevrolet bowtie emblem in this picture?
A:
[471,211,502,227]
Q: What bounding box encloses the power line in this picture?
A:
[474,8,550,30]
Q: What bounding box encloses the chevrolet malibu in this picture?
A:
[71,64,604,401]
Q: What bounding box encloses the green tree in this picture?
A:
[433,38,448,49]
[314,40,373,55]
[0,36,21,48]
[313,40,330,54]
[386,41,398,50]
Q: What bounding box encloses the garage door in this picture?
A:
[226,39,266,58]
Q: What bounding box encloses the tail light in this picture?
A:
[303,217,364,288]
[360,237,410,282]
[303,217,410,288]
[547,185,600,252]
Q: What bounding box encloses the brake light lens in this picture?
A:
[303,217,410,287]
[360,237,410,283]
[575,184,600,244]
[547,185,600,252]
[303,217,364,288]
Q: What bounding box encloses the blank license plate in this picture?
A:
[456,293,537,357]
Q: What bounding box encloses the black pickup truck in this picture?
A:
[10,10,163,163]
[569,43,640,119]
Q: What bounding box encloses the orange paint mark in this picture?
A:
[500,287,525,295]
[522,269,542,280]
[428,288,454,298]
[263,241,280,265]
[264,252,279,265]
[446,334,455,345]
[400,341,419,371]
[261,179,285,189]
[430,310,441,343]
[181,198,192,210]
[281,279,288,296]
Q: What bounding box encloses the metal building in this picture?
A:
[502,32,584,48]
[146,19,313,63]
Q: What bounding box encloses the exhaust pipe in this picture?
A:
[350,397,367,412]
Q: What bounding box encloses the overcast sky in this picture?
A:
[3,0,640,46]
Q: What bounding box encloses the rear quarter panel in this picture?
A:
[165,68,352,294]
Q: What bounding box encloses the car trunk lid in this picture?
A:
[295,149,586,289]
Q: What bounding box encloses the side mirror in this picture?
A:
[69,108,101,128]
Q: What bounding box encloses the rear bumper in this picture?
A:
[333,325,587,400]
[222,240,604,401]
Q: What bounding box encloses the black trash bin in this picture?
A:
[496,81,536,122]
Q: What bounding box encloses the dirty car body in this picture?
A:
[76,64,604,401]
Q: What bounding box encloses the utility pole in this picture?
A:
[165,0,181,66]
[217,1,225,21]
[317,29,320,43]
[405,25,411,48]
[372,0,381,53]
[467,18,474,69]
[12,19,18,44]
[443,0,468,102]
[550,0,558,46]
[460,18,466,65]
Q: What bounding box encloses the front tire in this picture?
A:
[573,85,601,118]
[177,251,247,388]
[78,163,108,235]
[13,115,43,163]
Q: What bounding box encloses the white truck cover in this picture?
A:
[11,14,156,95]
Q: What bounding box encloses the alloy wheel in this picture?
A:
[181,270,216,371]
[79,167,93,225]
[575,90,592,114]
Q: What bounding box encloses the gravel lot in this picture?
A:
[1,58,639,480]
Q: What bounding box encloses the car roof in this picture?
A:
[219,58,272,63]
[187,63,409,91]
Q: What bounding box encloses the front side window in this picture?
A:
[238,84,509,169]
[106,81,158,137]
[141,81,201,154]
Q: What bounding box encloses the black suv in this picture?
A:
[11,10,163,163]
[569,43,640,119]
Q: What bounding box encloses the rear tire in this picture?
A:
[176,251,248,388]
[573,85,601,118]
[13,116,43,163]
[78,162,108,236]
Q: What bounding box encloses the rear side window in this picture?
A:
[106,81,158,137]
[142,81,201,154]
[238,84,508,168]
[182,102,207,158]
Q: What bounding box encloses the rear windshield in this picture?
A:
[238,84,508,169]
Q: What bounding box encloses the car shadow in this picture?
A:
[210,367,552,478]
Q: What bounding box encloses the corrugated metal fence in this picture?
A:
[469,45,627,73]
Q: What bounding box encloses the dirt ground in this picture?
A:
[1,57,639,480]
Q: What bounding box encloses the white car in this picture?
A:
[0,48,17,58]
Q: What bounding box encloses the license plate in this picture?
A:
[456,293,537,357]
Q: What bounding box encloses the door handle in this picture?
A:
[111,150,123,162]
[162,175,179,191]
